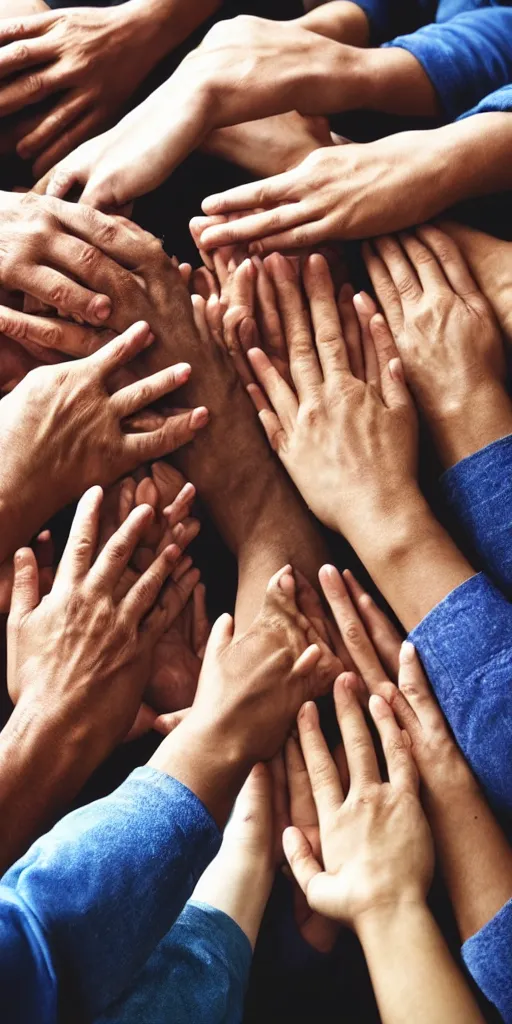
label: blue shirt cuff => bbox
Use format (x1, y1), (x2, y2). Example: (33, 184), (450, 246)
(410, 573), (512, 820)
(384, 9), (512, 120)
(441, 433), (512, 597)
(459, 83), (512, 118)
(462, 897), (512, 1023)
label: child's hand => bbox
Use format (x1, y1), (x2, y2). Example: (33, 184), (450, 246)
(283, 677), (434, 932)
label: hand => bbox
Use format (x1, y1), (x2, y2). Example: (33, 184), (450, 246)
(285, 733), (342, 952)
(7, 485), (183, 764)
(0, 321), (208, 561)
(247, 253), (418, 541)
(44, 15), (352, 210)
(283, 678), (434, 929)
(0, 3), (172, 176)
(203, 111), (333, 179)
(184, 565), (327, 766)
(363, 226), (512, 467)
(197, 132), (460, 251)
(0, 301), (115, 364)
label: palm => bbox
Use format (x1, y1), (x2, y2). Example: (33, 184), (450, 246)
(146, 615), (201, 713)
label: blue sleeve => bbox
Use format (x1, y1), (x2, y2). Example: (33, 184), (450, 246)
(0, 766), (220, 1021)
(459, 81), (512, 115)
(409, 574), (512, 824)
(0, 888), (56, 1024)
(344, 1), (435, 43)
(97, 901), (252, 1024)
(441, 435), (512, 597)
(384, 8), (512, 119)
(462, 897), (512, 1022)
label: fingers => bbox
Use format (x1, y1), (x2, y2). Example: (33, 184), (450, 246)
(123, 404), (209, 463)
(93, 321), (154, 376)
(283, 825), (324, 897)
(297, 701), (344, 818)
(16, 88), (90, 163)
(303, 255), (349, 380)
(122, 543), (182, 625)
(203, 611), (235, 662)
(361, 243), (404, 340)
(247, 346), (298, 428)
(398, 641), (445, 733)
(271, 752), (290, 864)
(112, 362), (192, 418)
(153, 707), (190, 736)
(270, 254), (323, 399)
(415, 224), (480, 297)
(163, 481), (196, 528)
(285, 735), (319, 834)
(9, 548), (39, 620)
(333, 675), (380, 787)
(374, 236), (422, 309)
(398, 231), (448, 292)
(56, 486), (103, 584)
(253, 255), (290, 381)
(88, 503), (154, 591)
(369, 693), (418, 793)
(23, 263), (111, 327)
(369, 315), (411, 412)
(32, 110), (101, 181)
(319, 566), (388, 694)
(342, 570), (402, 678)
(201, 172), (297, 236)
(338, 284), (364, 380)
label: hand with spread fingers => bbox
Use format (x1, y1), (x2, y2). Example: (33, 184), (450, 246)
(363, 226), (512, 468)
(283, 678), (486, 1024)
(246, 252), (418, 539)
(0, 320), (208, 564)
(0, 485), (185, 872)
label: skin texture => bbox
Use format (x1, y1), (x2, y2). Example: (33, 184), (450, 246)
(0, 486), (188, 873)
(320, 565), (512, 945)
(284, 680), (485, 1024)
(43, 12), (437, 211)
(197, 115), (512, 252)
(0, 321), (208, 565)
(0, 0), (222, 175)
(364, 225), (512, 468)
(245, 253), (475, 630)
(439, 220), (512, 345)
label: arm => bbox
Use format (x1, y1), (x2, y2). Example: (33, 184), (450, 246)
(98, 766), (273, 1024)
(283, 680), (484, 1024)
(318, 568), (512, 1020)
(198, 111), (512, 252)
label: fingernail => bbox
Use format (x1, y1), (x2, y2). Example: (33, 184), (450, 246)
(389, 357), (403, 382)
(92, 296), (111, 322)
(191, 406), (209, 429)
(400, 641), (415, 663)
(174, 361), (191, 379)
(354, 291), (373, 313)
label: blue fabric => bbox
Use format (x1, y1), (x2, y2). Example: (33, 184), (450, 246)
(98, 900), (252, 1024)
(351, 2), (512, 119)
(461, 81), (512, 114)
(409, 573), (512, 823)
(462, 897), (512, 1023)
(441, 434), (512, 596)
(0, 766), (220, 1023)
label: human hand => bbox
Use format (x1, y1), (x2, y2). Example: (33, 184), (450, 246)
(246, 253), (418, 543)
(7, 485), (184, 766)
(0, 3), (172, 176)
(283, 678), (434, 930)
(203, 111), (333, 179)
(44, 15), (349, 210)
(197, 130), (458, 252)
(364, 226), (512, 468)
(0, 321), (208, 561)
(0, 300), (116, 365)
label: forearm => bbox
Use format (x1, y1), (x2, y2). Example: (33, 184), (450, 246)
(0, 699), (92, 874)
(425, 764), (512, 943)
(192, 847), (273, 949)
(344, 488), (476, 632)
(357, 902), (485, 1024)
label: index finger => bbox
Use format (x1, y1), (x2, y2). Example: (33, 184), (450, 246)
(55, 486), (103, 584)
(303, 255), (349, 380)
(333, 675), (380, 788)
(297, 701), (344, 822)
(319, 566), (388, 693)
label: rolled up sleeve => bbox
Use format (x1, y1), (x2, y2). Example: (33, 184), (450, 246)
(410, 574), (512, 821)
(385, 8), (512, 119)
(462, 897), (512, 1023)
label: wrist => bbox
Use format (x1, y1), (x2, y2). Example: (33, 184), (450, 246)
(427, 380), (512, 469)
(121, 0), (181, 61)
(355, 895), (430, 947)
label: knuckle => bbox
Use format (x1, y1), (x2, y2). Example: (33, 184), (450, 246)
(23, 73), (42, 96)
(77, 244), (100, 271)
(344, 622), (364, 647)
(38, 323), (61, 348)
(397, 275), (418, 301)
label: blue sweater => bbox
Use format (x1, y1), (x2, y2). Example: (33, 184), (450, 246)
(355, 0), (512, 120)
(411, 434), (512, 1023)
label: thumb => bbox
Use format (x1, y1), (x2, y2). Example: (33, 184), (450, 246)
(9, 548), (39, 621)
(203, 611), (234, 659)
(283, 825), (323, 896)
